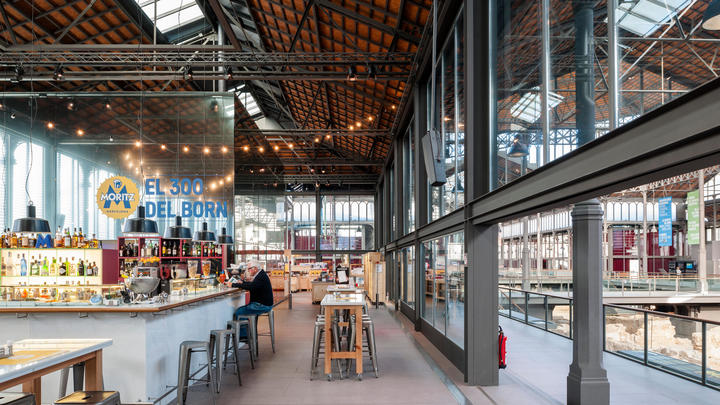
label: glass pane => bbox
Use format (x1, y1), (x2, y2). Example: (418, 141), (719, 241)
(707, 324), (720, 388)
(433, 236), (446, 335)
(446, 231), (464, 346)
(527, 293), (547, 329)
(547, 297), (571, 337)
(510, 290), (526, 322)
(499, 288), (510, 317)
(647, 315), (702, 382)
(604, 307), (645, 362)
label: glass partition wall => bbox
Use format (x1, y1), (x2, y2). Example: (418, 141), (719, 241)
(0, 94), (235, 239)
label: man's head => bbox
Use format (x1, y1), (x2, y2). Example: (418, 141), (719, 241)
(245, 260), (263, 278)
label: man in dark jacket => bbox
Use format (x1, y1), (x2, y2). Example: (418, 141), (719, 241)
(226, 260), (274, 319)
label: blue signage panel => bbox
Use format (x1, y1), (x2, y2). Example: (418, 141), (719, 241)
(658, 196), (672, 247)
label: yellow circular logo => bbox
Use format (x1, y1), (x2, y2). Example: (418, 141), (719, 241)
(96, 176), (140, 219)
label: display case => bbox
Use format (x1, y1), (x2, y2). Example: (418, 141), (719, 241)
(0, 284), (123, 306)
(0, 247), (104, 286)
(168, 277), (220, 296)
(118, 236), (227, 279)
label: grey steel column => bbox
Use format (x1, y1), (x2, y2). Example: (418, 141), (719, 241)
(414, 82), (428, 328)
(567, 199), (609, 405)
(574, 0), (596, 146)
(537, 213), (543, 279)
(607, 0), (619, 130)
(541, 0), (551, 164)
(465, 0), (498, 385)
(466, 223), (498, 385)
(522, 216), (530, 290)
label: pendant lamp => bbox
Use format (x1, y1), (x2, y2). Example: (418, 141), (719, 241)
(194, 222), (216, 242)
(217, 227), (233, 245)
(13, 203), (50, 233)
(164, 215), (192, 239)
(507, 136), (529, 158)
(703, 0), (720, 30)
(123, 205), (158, 236)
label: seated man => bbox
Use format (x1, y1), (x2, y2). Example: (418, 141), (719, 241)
(226, 260), (274, 319)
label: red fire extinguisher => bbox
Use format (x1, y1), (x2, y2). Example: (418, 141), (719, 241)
(498, 326), (507, 369)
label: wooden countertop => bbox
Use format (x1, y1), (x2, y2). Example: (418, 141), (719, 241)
(0, 288), (244, 313)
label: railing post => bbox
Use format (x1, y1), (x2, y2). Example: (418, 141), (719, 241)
(508, 289), (512, 319)
(643, 311), (649, 365)
(602, 305), (606, 351)
(702, 322), (707, 385)
(544, 295), (549, 331)
(569, 299), (573, 340)
(524, 292), (529, 324)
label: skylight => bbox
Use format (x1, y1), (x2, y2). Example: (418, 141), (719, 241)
(231, 85), (263, 118)
(510, 87), (563, 123)
(616, 0), (692, 37)
(135, 0), (205, 33)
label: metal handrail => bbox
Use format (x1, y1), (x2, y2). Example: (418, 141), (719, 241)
(499, 286), (720, 392)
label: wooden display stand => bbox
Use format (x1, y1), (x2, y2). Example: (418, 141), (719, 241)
(363, 252), (385, 304)
(311, 281), (333, 304)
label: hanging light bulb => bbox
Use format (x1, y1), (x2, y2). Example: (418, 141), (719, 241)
(53, 66), (64, 81)
(288, 143), (294, 149)
(76, 129), (84, 136)
(221, 146), (228, 153)
(46, 122), (54, 129)
(161, 144), (167, 150)
(183, 145), (189, 153)
(243, 145), (250, 152)
(135, 140), (142, 147)
(258, 146), (265, 153)
(325, 134), (331, 140)
(314, 137), (320, 143)
(273, 145), (279, 151)
(204, 146), (210, 154)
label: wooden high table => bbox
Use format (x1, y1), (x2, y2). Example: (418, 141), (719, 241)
(0, 339), (112, 405)
(320, 293), (365, 380)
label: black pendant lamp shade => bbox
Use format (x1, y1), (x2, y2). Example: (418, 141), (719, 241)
(217, 227), (233, 245)
(703, 0), (720, 30)
(123, 205), (159, 235)
(13, 204), (50, 234)
(507, 136), (530, 157)
(164, 215), (192, 239)
(194, 222), (216, 242)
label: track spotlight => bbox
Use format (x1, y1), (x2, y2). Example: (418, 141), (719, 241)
(46, 122), (54, 129)
(66, 100), (77, 111)
(76, 129), (85, 136)
(10, 112), (16, 119)
(13, 65), (24, 82)
(210, 100), (219, 113)
(53, 66), (64, 80)
(225, 67), (233, 80)
(368, 65), (376, 79)
(184, 66), (193, 81)
(347, 66), (357, 81)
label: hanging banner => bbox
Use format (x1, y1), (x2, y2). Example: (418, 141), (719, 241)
(687, 190), (700, 245)
(658, 197), (672, 247)
(96, 176), (140, 219)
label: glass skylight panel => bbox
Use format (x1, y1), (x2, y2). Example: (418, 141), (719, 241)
(510, 87), (563, 123)
(134, 0), (205, 33)
(616, 0), (692, 37)
(237, 91), (262, 118)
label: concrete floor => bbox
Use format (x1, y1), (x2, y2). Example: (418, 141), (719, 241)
(183, 293), (720, 405)
(184, 292), (462, 405)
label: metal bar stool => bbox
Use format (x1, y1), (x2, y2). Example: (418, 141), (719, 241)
(257, 308), (276, 353)
(177, 341), (216, 405)
(53, 391), (120, 405)
(346, 315), (379, 378)
(310, 314), (344, 380)
(227, 319), (256, 368)
(209, 329), (242, 393)
(234, 314), (260, 359)
(58, 363), (86, 398)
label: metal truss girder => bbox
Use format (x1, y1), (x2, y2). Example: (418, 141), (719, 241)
(234, 174), (378, 184)
(235, 159), (384, 166)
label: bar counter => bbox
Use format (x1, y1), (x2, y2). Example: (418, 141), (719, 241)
(0, 287), (243, 313)
(0, 288), (248, 405)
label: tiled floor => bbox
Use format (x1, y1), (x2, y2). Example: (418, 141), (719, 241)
(185, 293), (462, 405)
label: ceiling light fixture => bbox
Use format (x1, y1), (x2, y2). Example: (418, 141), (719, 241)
(76, 129), (84, 136)
(325, 134), (331, 140)
(273, 145), (279, 151)
(46, 122), (54, 129)
(183, 145), (189, 152)
(243, 145), (250, 152)
(347, 66), (357, 81)
(164, 215), (192, 239)
(123, 205), (158, 236)
(203, 146), (210, 154)
(225, 67), (233, 80)
(314, 137), (320, 143)
(53, 66), (64, 81)
(161, 144), (167, 150)
(135, 140), (141, 147)
(184, 66), (193, 81)
(221, 146), (228, 153)
(258, 146), (265, 153)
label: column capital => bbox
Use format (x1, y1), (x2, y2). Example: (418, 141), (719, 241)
(572, 199), (604, 220)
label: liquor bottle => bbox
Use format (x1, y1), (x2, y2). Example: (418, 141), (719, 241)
(50, 258), (58, 277)
(78, 260), (85, 277)
(71, 228), (78, 248)
(78, 228), (85, 248)
(30, 257), (39, 276)
(20, 254), (27, 276)
(21, 233), (29, 248)
(93, 262), (99, 277)
(92, 234), (98, 249)
(133, 242), (138, 257)
(85, 261), (93, 277)
(0, 252), (6, 277)
(29, 234), (35, 248)
(0, 229), (5, 248)
(2, 251), (11, 276)
(10, 231), (17, 248)
(68, 257), (77, 276)
(41, 257), (49, 276)
(58, 259), (67, 276)
(55, 227), (62, 247)
(64, 228), (71, 248)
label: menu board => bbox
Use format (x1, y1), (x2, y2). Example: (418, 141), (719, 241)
(687, 190), (700, 245)
(658, 197), (672, 247)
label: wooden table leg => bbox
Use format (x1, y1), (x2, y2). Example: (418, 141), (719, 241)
(324, 307), (332, 378)
(84, 350), (103, 391)
(354, 307), (363, 376)
(22, 377), (41, 405)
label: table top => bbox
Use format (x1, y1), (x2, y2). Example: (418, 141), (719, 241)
(326, 285), (361, 292)
(0, 339), (112, 384)
(320, 293), (365, 306)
